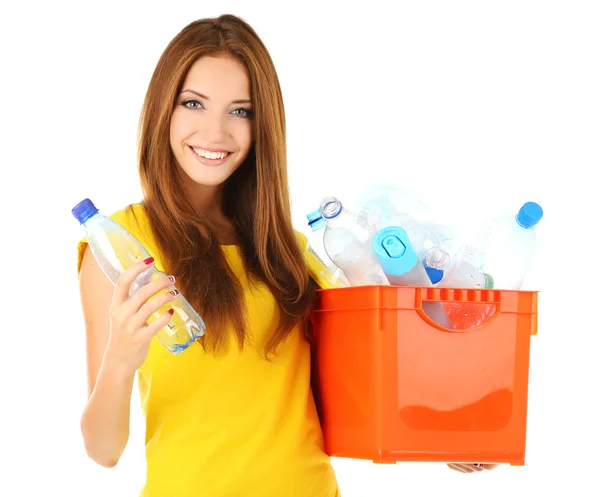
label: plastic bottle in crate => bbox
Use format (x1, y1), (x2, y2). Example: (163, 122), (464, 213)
(439, 201), (543, 330)
(372, 226), (452, 327)
(305, 209), (350, 288)
(319, 196), (389, 286)
(72, 198), (206, 354)
(355, 184), (428, 232)
(408, 223), (451, 284)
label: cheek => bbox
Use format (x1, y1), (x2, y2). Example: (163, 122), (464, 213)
(169, 118), (181, 149)
(234, 122), (253, 150)
(170, 111), (193, 144)
(169, 123), (191, 168)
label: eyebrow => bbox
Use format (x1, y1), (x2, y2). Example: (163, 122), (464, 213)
(181, 88), (252, 105)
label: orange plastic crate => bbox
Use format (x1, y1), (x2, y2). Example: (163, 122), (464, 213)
(311, 285), (538, 466)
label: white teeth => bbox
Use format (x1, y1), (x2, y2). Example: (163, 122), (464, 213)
(192, 147), (229, 160)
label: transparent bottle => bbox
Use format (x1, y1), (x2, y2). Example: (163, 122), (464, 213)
(72, 198), (206, 355)
(319, 196), (389, 286)
(305, 209), (350, 288)
(355, 184), (428, 233)
(438, 201), (544, 330)
(440, 201), (543, 291)
(408, 223), (451, 284)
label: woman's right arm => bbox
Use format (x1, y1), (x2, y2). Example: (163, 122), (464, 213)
(78, 246), (177, 468)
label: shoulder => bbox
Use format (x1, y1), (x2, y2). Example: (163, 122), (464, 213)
(293, 229), (308, 249)
(76, 202), (152, 274)
(109, 202), (147, 227)
(109, 203), (154, 243)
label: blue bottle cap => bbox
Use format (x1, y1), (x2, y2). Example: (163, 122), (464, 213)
(72, 198), (99, 224)
(516, 201), (543, 228)
(306, 209), (326, 231)
(310, 218), (326, 231)
(424, 264), (444, 284)
(372, 226), (418, 276)
(306, 208), (322, 223)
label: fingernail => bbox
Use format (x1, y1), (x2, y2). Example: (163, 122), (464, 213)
(143, 257), (154, 265)
(169, 289), (179, 296)
(168, 275), (176, 283)
(168, 308), (174, 315)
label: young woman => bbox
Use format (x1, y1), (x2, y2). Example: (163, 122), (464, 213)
(77, 14), (496, 497)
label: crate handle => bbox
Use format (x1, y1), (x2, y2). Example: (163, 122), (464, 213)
(417, 287), (501, 304)
(415, 287), (500, 333)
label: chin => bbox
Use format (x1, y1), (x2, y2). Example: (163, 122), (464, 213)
(184, 168), (238, 188)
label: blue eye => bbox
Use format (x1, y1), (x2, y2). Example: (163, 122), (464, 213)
(232, 108), (253, 119)
(182, 100), (203, 109)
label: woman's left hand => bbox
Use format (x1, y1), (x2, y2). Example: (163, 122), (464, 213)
(447, 463), (500, 473)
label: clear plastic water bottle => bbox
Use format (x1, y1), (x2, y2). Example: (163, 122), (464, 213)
(438, 201), (543, 330)
(408, 223), (451, 284)
(72, 199), (206, 355)
(319, 196), (389, 286)
(305, 209), (350, 288)
(372, 226), (452, 328)
(355, 184), (428, 233)
(440, 201), (544, 290)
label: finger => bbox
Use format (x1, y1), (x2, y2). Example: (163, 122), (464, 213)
(447, 464), (469, 473)
(114, 257), (156, 305)
(126, 273), (176, 315)
(455, 463), (480, 473)
(141, 307), (175, 340)
(134, 289), (179, 328)
(481, 464), (500, 470)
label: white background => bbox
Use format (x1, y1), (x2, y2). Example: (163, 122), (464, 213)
(1, 0), (598, 495)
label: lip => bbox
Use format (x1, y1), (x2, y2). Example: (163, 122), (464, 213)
(188, 145), (232, 167)
(189, 145), (232, 153)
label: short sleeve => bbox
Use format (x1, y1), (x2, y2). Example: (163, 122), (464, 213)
(76, 203), (148, 277)
(76, 237), (89, 275)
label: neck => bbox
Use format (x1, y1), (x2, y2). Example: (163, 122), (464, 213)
(191, 187), (224, 219)
(184, 182), (238, 244)
(177, 171), (236, 243)
(180, 172), (225, 219)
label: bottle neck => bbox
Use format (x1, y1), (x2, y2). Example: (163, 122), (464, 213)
(83, 211), (103, 226)
(320, 197), (343, 220)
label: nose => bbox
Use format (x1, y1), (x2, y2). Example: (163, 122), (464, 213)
(200, 113), (228, 144)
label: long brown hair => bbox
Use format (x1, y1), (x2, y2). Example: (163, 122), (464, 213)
(136, 14), (316, 356)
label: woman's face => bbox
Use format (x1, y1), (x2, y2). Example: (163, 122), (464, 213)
(170, 54), (254, 191)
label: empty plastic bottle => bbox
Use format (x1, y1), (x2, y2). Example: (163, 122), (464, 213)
(439, 201), (544, 330)
(372, 226), (452, 328)
(440, 201), (544, 290)
(305, 209), (350, 288)
(319, 196), (389, 286)
(408, 223), (451, 284)
(72, 198), (206, 355)
(355, 184), (428, 233)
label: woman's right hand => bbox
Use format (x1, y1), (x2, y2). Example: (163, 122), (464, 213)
(103, 257), (178, 376)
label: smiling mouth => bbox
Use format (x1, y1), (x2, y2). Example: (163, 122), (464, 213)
(190, 146), (232, 160)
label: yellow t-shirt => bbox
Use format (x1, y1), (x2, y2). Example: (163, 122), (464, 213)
(77, 204), (341, 497)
